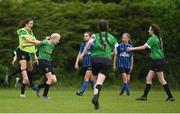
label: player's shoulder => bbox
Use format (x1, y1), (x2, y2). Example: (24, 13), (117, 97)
(119, 43), (124, 46)
(116, 43), (122, 48)
(41, 39), (49, 44)
(80, 42), (86, 46)
(108, 33), (116, 39)
(128, 43), (133, 47)
(18, 28), (27, 34)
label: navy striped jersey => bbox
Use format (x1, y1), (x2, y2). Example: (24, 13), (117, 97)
(116, 43), (133, 70)
(79, 42), (93, 67)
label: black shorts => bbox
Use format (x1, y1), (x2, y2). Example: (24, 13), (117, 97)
(118, 68), (130, 74)
(38, 59), (53, 74)
(79, 66), (92, 76)
(91, 56), (111, 76)
(16, 48), (30, 61)
(150, 59), (164, 72)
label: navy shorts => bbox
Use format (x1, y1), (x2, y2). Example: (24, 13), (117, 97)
(118, 68), (130, 74)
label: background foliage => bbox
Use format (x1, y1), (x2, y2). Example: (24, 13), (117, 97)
(0, 0), (179, 88)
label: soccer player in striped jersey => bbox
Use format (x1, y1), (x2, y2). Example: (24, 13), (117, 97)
(75, 32), (94, 96)
(113, 33), (133, 96)
(127, 24), (175, 101)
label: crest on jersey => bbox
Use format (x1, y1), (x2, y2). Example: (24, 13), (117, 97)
(45, 67), (49, 72)
(22, 55), (25, 59)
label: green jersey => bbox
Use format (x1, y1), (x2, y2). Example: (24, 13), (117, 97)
(38, 39), (54, 61)
(17, 28), (36, 53)
(145, 35), (165, 59)
(91, 32), (118, 59)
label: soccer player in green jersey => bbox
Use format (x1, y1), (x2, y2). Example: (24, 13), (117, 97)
(81, 19), (118, 110)
(24, 33), (61, 99)
(16, 18), (40, 97)
(127, 24), (175, 102)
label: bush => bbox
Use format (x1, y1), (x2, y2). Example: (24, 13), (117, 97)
(0, 0), (179, 87)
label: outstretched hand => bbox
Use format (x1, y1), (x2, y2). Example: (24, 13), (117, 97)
(127, 47), (133, 52)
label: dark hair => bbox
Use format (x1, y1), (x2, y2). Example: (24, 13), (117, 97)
(84, 32), (92, 37)
(17, 18), (33, 29)
(150, 24), (163, 50)
(97, 19), (112, 49)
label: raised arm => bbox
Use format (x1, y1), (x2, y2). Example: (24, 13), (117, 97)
(127, 44), (147, 51)
(80, 39), (93, 60)
(22, 36), (40, 46)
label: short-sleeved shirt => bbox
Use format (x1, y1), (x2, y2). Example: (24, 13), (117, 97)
(17, 28), (36, 53)
(38, 39), (54, 61)
(116, 43), (133, 70)
(90, 32), (118, 59)
(145, 35), (164, 60)
(79, 42), (93, 67)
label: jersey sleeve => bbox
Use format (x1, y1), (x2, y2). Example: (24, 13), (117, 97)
(129, 45), (134, 56)
(109, 34), (118, 47)
(31, 31), (36, 39)
(40, 40), (48, 46)
(18, 30), (28, 38)
(145, 37), (154, 49)
(79, 44), (84, 53)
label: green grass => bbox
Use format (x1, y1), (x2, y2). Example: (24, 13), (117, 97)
(0, 88), (179, 113)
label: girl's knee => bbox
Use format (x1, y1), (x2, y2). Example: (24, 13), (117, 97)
(159, 79), (167, 85)
(146, 77), (152, 84)
(52, 75), (57, 84)
(47, 77), (53, 85)
(21, 65), (27, 71)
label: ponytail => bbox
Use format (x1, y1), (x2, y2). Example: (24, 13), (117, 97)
(97, 19), (113, 49)
(150, 24), (163, 50)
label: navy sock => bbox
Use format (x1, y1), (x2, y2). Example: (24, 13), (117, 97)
(120, 84), (125, 94)
(90, 81), (94, 89)
(124, 83), (130, 94)
(81, 81), (88, 93)
(127, 80), (130, 87)
(39, 82), (46, 89)
(43, 84), (50, 97)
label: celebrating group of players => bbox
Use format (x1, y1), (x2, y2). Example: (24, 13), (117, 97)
(7, 18), (175, 110)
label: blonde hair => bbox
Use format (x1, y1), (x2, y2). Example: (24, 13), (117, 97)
(50, 33), (61, 39)
(123, 32), (132, 44)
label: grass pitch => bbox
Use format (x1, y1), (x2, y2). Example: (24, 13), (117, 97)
(0, 88), (179, 113)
